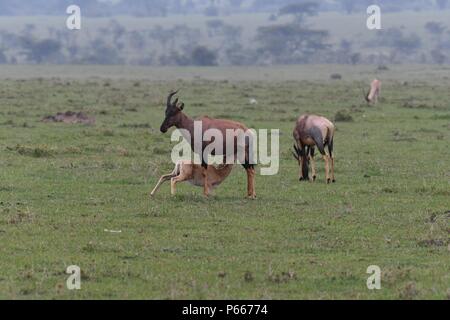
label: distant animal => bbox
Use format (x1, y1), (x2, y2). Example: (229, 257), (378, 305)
(159, 90), (256, 198)
(150, 160), (233, 196)
(293, 114), (336, 183)
(364, 79), (381, 104)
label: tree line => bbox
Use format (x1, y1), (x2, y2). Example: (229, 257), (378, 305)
(0, 2), (449, 66)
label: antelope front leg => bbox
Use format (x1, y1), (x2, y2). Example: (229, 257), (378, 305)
(170, 177), (178, 196)
(309, 155), (317, 182)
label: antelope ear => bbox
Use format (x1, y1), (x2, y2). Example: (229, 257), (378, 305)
(178, 102), (185, 110)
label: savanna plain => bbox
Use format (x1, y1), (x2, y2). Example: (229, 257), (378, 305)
(0, 65), (448, 299)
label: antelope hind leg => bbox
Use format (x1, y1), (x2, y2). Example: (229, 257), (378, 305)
(150, 174), (174, 197)
(331, 156), (336, 183)
(171, 177), (178, 196)
(309, 155), (316, 182)
(323, 155), (331, 184)
(202, 166), (210, 197)
(246, 167), (256, 199)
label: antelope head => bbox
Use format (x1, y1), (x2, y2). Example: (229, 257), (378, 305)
(160, 90), (185, 133)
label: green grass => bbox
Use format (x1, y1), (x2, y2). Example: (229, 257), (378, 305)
(0, 65), (449, 299)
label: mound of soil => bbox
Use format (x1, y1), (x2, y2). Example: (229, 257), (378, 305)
(42, 111), (95, 125)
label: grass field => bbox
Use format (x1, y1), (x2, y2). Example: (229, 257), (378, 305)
(0, 65), (449, 299)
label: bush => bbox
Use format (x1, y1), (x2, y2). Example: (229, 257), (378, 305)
(334, 110), (354, 122)
(11, 144), (55, 158)
(191, 46), (218, 66)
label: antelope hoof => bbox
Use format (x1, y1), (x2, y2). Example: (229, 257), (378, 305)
(313, 175), (317, 181)
(327, 179), (331, 184)
(332, 179), (336, 183)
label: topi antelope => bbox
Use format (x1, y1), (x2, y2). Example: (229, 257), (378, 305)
(364, 79), (381, 104)
(159, 91), (256, 199)
(150, 160), (233, 196)
(293, 114), (336, 184)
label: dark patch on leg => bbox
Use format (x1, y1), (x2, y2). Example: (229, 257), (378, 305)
(308, 126), (325, 155)
(327, 138), (334, 159)
(301, 155), (309, 181)
(242, 163), (254, 170)
(328, 138), (336, 183)
(309, 147), (316, 181)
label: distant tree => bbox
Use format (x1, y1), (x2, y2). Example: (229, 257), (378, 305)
(256, 24), (329, 64)
(229, 0), (244, 8)
(425, 22), (446, 35)
(436, 0), (448, 10)
(350, 53), (361, 65)
(204, 5), (219, 16)
(81, 39), (123, 64)
(279, 2), (320, 24)
(159, 50), (191, 66)
(0, 49), (7, 64)
(206, 19), (225, 36)
(341, 0), (358, 14)
(430, 49), (446, 64)
(374, 28), (422, 56)
(21, 38), (62, 63)
(191, 46), (218, 66)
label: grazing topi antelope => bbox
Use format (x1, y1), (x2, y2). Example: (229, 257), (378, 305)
(365, 79), (381, 104)
(293, 114), (336, 183)
(150, 160), (233, 196)
(159, 90), (256, 198)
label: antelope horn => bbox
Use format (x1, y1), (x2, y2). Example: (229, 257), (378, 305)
(167, 90), (179, 107)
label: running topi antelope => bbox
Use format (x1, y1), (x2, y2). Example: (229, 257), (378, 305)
(150, 160), (233, 196)
(293, 114), (336, 183)
(364, 79), (381, 104)
(158, 90), (256, 198)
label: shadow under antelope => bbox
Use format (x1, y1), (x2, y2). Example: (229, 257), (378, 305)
(292, 114), (336, 183)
